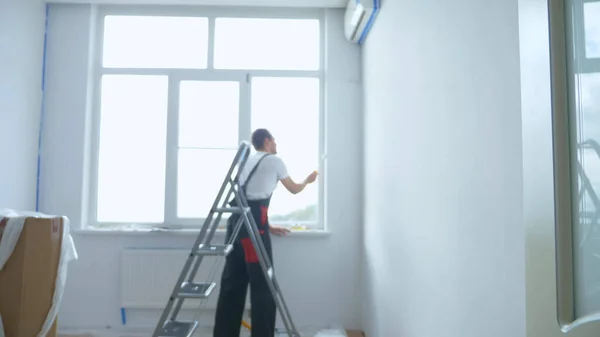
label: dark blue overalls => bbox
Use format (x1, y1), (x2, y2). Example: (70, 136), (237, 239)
(214, 154), (276, 337)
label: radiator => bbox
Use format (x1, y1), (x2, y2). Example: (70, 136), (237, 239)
(120, 248), (249, 310)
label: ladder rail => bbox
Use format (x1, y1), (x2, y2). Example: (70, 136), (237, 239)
(152, 142), (251, 335)
(170, 180), (239, 320)
(170, 183), (249, 320)
(172, 146), (252, 317)
(173, 147), (251, 319)
(192, 143), (251, 254)
(234, 186), (300, 336)
(239, 209), (298, 337)
(226, 208), (246, 246)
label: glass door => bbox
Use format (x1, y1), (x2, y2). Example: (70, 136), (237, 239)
(523, 0), (600, 335)
(561, 0), (600, 323)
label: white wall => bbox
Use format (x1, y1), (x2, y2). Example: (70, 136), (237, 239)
(361, 1), (526, 337)
(41, 4), (363, 333)
(0, 0), (46, 210)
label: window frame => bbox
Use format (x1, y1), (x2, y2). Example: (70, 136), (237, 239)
(550, 0), (600, 328)
(88, 5), (326, 230)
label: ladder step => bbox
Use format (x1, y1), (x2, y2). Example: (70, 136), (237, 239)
(157, 320), (198, 337)
(215, 207), (250, 214)
(197, 244), (233, 256)
(178, 281), (216, 298)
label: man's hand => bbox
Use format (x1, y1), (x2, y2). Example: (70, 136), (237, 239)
(304, 170), (318, 184)
(270, 225), (291, 236)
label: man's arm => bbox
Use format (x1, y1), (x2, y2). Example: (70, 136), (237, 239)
(280, 177), (309, 195)
(270, 156), (318, 195)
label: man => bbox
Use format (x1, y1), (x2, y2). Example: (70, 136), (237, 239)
(213, 128), (318, 337)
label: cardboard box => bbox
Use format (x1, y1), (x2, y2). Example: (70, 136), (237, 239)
(346, 330), (365, 337)
(0, 217), (62, 337)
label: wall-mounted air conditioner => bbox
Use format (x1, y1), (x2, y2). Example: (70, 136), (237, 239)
(344, 0), (380, 44)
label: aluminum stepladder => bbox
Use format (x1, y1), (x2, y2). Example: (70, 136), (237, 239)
(152, 141), (301, 337)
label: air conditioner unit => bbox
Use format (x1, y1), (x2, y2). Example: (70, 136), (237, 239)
(344, 0), (380, 44)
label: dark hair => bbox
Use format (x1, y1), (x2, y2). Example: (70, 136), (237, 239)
(251, 128), (273, 150)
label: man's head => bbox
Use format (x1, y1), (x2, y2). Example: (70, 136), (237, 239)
(251, 128), (277, 154)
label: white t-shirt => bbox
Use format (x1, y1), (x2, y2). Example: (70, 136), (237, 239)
(239, 151), (290, 200)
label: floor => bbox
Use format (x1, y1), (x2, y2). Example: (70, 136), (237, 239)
(59, 326), (324, 337)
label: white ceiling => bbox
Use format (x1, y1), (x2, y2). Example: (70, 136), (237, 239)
(46, 0), (347, 8)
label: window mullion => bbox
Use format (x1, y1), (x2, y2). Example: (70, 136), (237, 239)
(88, 11), (106, 228)
(207, 17), (215, 69)
(319, 78), (326, 230)
(319, 10), (326, 230)
(240, 73), (252, 144)
(164, 74), (180, 225)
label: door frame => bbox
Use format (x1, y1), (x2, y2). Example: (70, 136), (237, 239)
(522, 0), (600, 335)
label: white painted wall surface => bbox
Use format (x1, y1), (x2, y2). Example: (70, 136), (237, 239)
(40, 4), (363, 333)
(361, 1), (526, 337)
(0, 0), (46, 210)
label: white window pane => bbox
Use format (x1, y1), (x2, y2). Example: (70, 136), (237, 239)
(178, 149), (237, 218)
(584, 2), (600, 58)
(179, 81), (239, 148)
(214, 18), (320, 70)
(97, 75), (168, 223)
(102, 16), (208, 69)
(251, 77), (320, 223)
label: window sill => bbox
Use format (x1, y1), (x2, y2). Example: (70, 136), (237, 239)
(72, 227), (331, 237)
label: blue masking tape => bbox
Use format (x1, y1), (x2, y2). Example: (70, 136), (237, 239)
(36, 4), (50, 211)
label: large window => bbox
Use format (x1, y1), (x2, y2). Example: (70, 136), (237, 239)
(91, 8), (324, 230)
